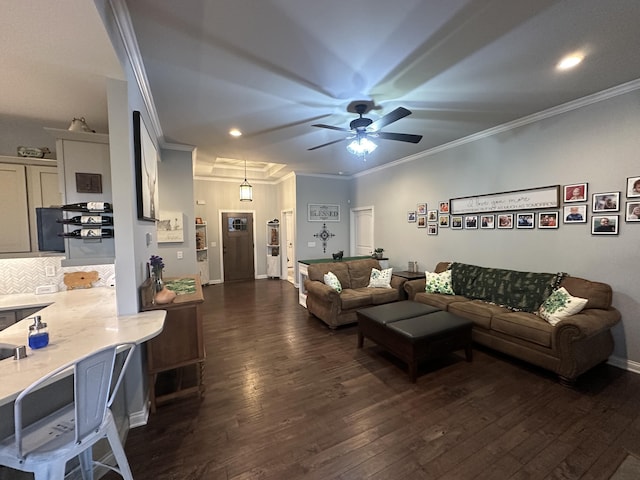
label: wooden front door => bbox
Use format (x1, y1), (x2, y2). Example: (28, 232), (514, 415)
(222, 212), (255, 282)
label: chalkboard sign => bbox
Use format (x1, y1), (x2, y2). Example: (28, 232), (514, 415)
(450, 185), (560, 215)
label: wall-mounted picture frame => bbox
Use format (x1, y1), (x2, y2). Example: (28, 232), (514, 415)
(592, 215), (618, 235)
(480, 215), (495, 229)
(427, 210), (438, 222)
(417, 203), (427, 215)
(563, 205), (587, 223)
(592, 192), (620, 212)
(516, 213), (534, 229)
(134, 110), (159, 222)
(538, 211), (559, 229)
(451, 216), (463, 229)
(438, 201), (450, 213)
(157, 210), (184, 243)
(450, 185), (560, 215)
(464, 216), (478, 229)
(439, 215), (449, 227)
(627, 176), (640, 198)
(407, 211), (417, 222)
(427, 224), (438, 235)
(497, 214), (513, 229)
(625, 201), (640, 222)
(417, 215), (427, 228)
(195, 217), (204, 224)
(563, 183), (588, 203)
(75, 172), (103, 194)
(308, 204), (340, 222)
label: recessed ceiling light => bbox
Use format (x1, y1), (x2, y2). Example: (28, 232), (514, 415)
(229, 128), (242, 137)
(557, 54), (584, 70)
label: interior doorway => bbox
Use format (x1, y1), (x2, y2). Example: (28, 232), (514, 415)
(221, 211), (255, 282)
(350, 206), (374, 256)
(281, 209), (295, 284)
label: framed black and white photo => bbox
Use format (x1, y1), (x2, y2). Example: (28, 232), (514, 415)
(407, 211), (417, 222)
(538, 211), (559, 229)
(464, 215), (478, 229)
(451, 216), (463, 230)
(592, 192), (620, 212)
(516, 213), (534, 229)
(497, 214), (513, 229)
(417, 215), (427, 228)
(591, 215), (618, 235)
(427, 224), (438, 235)
(563, 205), (587, 223)
(427, 210), (438, 222)
(627, 176), (640, 198)
(134, 110), (159, 222)
(626, 201), (640, 222)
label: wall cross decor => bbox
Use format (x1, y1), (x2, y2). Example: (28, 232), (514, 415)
(313, 223), (335, 253)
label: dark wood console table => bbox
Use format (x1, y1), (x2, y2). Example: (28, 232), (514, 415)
(140, 275), (205, 412)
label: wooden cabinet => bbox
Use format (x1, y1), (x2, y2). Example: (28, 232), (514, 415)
(0, 159), (59, 253)
(140, 275), (205, 412)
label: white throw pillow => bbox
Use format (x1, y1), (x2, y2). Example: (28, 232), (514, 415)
(538, 287), (588, 326)
(323, 271), (342, 293)
(367, 267), (393, 288)
(425, 270), (455, 295)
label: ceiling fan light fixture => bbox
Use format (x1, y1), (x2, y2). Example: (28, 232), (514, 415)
(347, 137), (377, 156)
(557, 53), (583, 70)
(239, 159), (253, 201)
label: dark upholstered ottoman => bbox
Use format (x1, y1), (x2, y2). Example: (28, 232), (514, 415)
(357, 302), (473, 382)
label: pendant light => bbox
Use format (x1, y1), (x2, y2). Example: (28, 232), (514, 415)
(239, 159), (253, 202)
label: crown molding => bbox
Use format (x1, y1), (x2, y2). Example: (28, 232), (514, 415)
(109, 0), (163, 141)
(355, 78), (640, 179)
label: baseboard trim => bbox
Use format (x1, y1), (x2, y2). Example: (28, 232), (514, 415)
(129, 403), (150, 428)
(608, 355), (640, 375)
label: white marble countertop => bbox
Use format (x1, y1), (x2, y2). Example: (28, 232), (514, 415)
(0, 291), (57, 312)
(0, 287), (165, 406)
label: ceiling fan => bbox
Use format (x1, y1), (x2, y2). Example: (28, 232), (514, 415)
(308, 102), (423, 153)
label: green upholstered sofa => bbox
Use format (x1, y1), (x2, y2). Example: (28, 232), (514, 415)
(304, 258), (406, 329)
(404, 262), (621, 385)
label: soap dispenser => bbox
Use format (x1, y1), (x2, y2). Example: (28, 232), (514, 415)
(28, 316), (49, 349)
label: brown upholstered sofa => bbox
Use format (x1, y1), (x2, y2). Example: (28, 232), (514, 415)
(304, 258), (406, 328)
(404, 262), (621, 385)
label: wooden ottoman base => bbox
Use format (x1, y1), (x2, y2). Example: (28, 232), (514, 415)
(357, 305), (473, 382)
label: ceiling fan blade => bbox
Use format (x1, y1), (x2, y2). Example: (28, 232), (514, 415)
(369, 107), (412, 131)
(311, 123), (352, 132)
(376, 131), (423, 143)
(307, 137), (348, 151)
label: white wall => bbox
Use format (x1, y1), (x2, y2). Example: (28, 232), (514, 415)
(295, 174), (351, 261)
(351, 88), (640, 369)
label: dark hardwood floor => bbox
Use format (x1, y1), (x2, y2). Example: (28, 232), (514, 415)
(111, 279), (640, 479)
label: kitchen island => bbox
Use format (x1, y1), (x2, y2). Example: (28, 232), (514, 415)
(0, 286), (165, 407)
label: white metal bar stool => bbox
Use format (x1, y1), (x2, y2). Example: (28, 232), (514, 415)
(0, 343), (136, 479)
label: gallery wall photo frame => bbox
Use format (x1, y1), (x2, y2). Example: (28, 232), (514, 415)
(308, 204), (340, 222)
(427, 224), (438, 235)
(627, 176), (640, 197)
(464, 216), (478, 229)
(439, 215), (450, 227)
(563, 205), (587, 223)
(591, 215), (619, 235)
(563, 183), (588, 203)
(480, 215), (495, 229)
(427, 210), (438, 222)
(625, 201), (640, 222)
(497, 213), (513, 229)
(538, 211), (559, 229)
(417, 215), (427, 228)
(516, 212), (535, 229)
(133, 110), (159, 222)
(407, 211), (417, 222)
(450, 185), (560, 215)
(592, 192), (620, 212)
(451, 216), (463, 229)
(417, 203), (427, 215)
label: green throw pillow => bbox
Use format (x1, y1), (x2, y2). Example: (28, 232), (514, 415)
(323, 271), (342, 292)
(425, 270), (455, 295)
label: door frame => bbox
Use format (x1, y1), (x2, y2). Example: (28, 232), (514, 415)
(350, 205), (375, 256)
(280, 208), (296, 285)
(218, 209), (257, 283)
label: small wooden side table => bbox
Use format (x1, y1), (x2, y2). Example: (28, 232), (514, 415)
(393, 270), (426, 280)
(140, 275), (205, 412)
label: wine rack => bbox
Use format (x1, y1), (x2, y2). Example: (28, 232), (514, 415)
(59, 202), (114, 239)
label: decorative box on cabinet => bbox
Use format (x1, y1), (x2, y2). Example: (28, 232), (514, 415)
(140, 275), (205, 413)
(195, 222), (210, 285)
(266, 220), (280, 278)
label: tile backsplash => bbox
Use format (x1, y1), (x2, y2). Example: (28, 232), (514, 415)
(0, 257), (115, 294)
